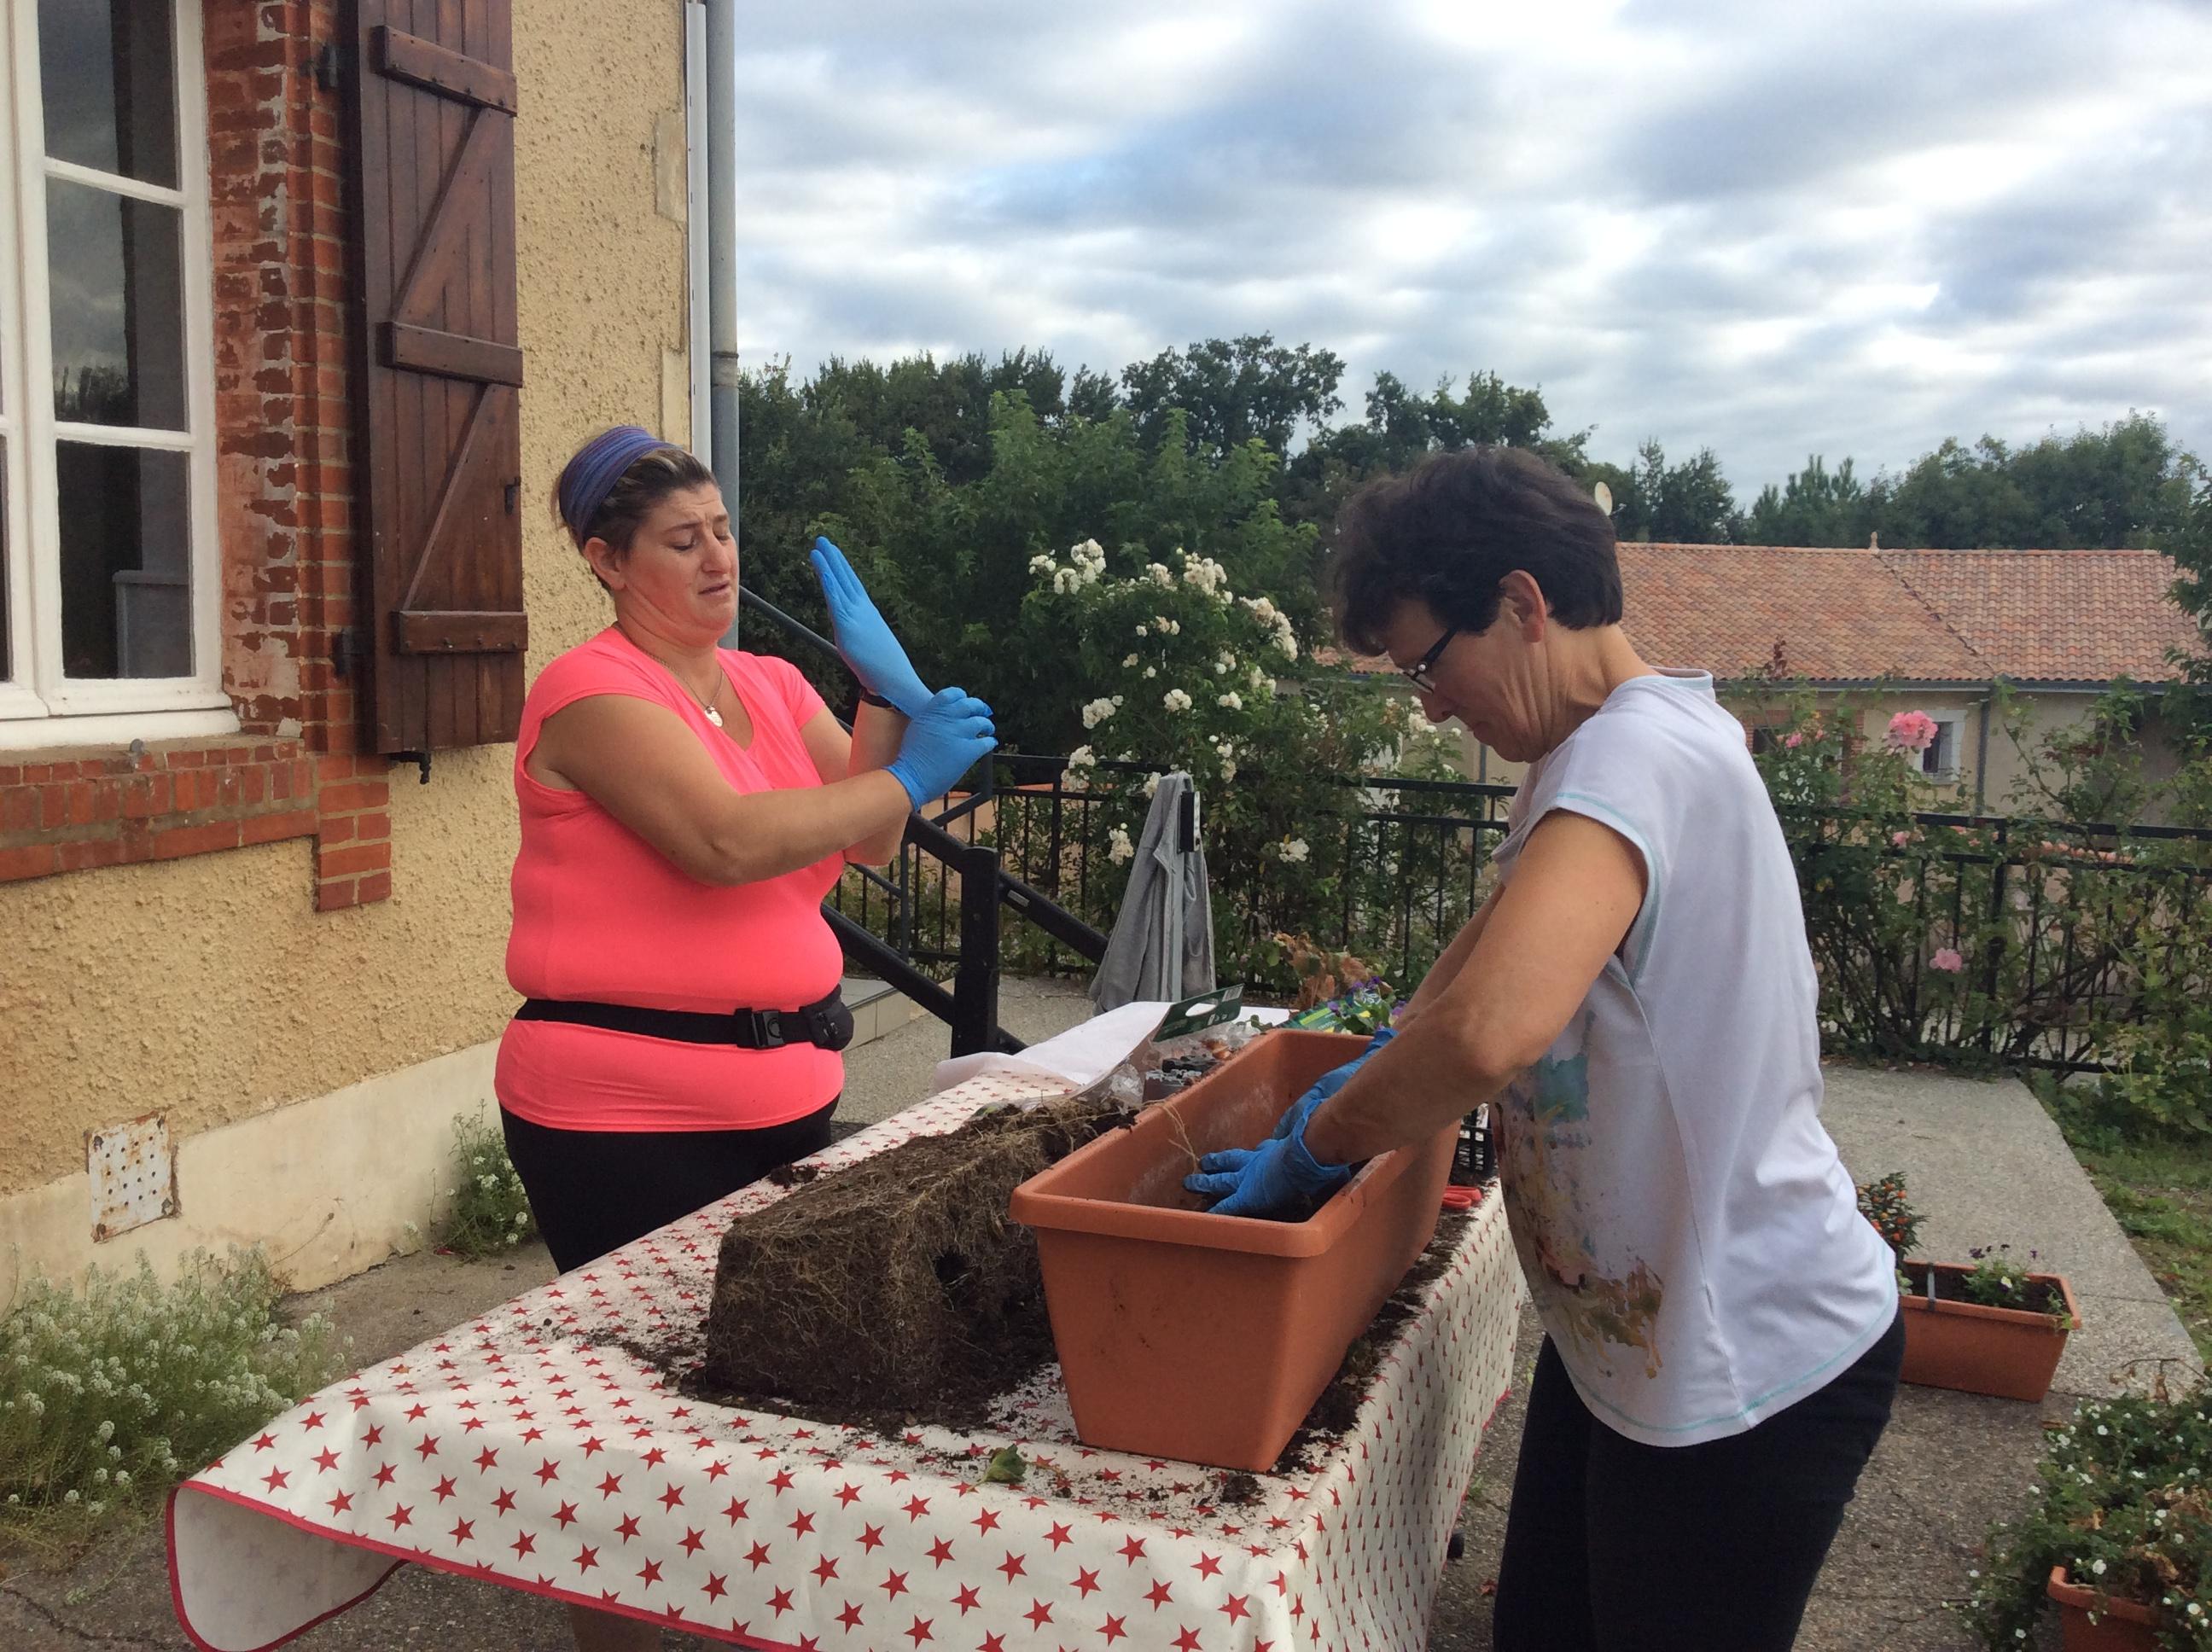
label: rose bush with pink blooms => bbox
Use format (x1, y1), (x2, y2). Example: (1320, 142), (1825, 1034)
(1742, 678), (2212, 1113)
(1885, 709), (1940, 753)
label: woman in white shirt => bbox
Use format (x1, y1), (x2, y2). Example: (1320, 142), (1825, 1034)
(1188, 445), (1902, 1652)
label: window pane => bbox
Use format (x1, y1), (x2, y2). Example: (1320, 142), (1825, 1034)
(38, 0), (178, 187)
(48, 181), (186, 428)
(1, 453), (10, 682)
(58, 443), (192, 679)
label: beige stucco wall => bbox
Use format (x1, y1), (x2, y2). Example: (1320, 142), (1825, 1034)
(0, 7), (693, 1265)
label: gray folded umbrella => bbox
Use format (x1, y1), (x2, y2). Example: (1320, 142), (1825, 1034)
(1089, 771), (1217, 1011)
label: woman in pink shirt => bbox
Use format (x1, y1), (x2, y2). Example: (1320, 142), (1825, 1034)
(501, 427), (994, 1652)
(497, 425), (992, 1277)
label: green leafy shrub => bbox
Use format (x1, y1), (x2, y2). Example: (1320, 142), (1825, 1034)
(1964, 1387), (2211, 1649)
(0, 1248), (346, 1556)
(437, 1109), (535, 1259)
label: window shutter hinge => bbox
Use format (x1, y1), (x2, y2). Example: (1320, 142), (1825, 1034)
(314, 40), (343, 93)
(331, 627), (368, 680)
(392, 752), (433, 785)
(504, 481), (520, 515)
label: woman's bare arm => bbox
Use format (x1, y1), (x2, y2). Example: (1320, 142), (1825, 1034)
(533, 694), (910, 886)
(1306, 811), (1646, 1164)
(797, 704), (909, 866)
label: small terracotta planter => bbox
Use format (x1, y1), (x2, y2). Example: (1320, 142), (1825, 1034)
(1897, 1260), (2080, 1402)
(2046, 1567), (2164, 1652)
(1008, 1030), (1456, 1471)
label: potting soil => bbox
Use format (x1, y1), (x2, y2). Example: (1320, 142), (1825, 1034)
(660, 1138), (1473, 1493)
(696, 1091), (1128, 1430)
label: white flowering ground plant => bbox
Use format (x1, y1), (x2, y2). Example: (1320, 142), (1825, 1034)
(436, 1109), (536, 1259)
(1, 1247), (346, 1556)
(1963, 1385), (2212, 1649)
(998, 538), (1467, 990)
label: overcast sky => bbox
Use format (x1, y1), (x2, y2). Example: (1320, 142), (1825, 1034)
(733, 0), (2212, 495)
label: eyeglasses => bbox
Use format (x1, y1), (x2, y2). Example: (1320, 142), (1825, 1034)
(1400, 625), (1461, 693)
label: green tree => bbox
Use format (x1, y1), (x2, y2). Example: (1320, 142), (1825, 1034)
(773, 389), (1318, 748)
(2162, 462), (2212, 736)
(1611, 440), (1742, 544)
(1743, 455), (1871, 545)
(1280, 369), (1588, 526)
(735, 358), (876, 621)
(1860, 416), (2196, 550)
(1989, 412), (2192, 548)
(1119, 334), (1347, 457)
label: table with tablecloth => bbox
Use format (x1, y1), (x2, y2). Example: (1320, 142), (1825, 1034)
(169, 1071), (1524, 1652)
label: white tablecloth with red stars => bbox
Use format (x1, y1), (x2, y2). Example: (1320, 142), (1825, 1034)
(168, 1073), (1522, 1652)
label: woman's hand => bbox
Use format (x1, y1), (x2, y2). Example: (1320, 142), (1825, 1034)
(1185, 1110), (1352, 1219)
(886, 687), (998, 808)
(811, 537), (933, 718)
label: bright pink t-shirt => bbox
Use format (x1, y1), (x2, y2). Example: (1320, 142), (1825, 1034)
(495, 627), (847, 1132)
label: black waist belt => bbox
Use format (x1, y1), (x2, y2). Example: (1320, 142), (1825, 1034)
(515, 987), (853, 1051)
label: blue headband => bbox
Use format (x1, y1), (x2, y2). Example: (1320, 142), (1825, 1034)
(558, 425), (670, 539)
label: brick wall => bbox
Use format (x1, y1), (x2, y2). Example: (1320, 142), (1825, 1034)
(0, 2), (393, 911)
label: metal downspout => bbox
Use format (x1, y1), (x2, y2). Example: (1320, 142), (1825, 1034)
(1974, 683), (1994, 814)
(704, 0), (742, 645)
(684, 3), (711, 459)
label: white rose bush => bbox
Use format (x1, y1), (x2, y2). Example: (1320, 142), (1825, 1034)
(996, 538), (1469, 988)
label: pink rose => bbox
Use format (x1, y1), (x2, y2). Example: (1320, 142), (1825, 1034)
(1891, 831), (1911, 847)
(1886, 711), (1938, 753)
(1784, 732), (1805, 748)
(1929, 947), (1965, 974)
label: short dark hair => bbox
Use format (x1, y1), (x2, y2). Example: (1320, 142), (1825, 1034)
(1327, 446), (1623, 654)
(550, 437), (717, 556)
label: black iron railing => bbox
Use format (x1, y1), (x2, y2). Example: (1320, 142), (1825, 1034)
(921, 754), (1516, 992)
(1778, 806), (2212, 1072)
(904, 752), (2212, 1076)
(744, 577), (2212, 1073)
(738, 587), (1109, 1056)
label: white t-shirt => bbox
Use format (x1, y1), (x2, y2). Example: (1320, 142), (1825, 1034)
(1488, 668), (1897, 1447)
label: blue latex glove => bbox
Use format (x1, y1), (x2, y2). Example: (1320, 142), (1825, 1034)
(811, 536), (933, 718)
(1269, 1025), (1396, 1145)
(885, 687), (997, 808)
(1185, 1109), (1353, 1219)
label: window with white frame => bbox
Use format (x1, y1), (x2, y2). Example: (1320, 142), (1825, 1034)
(0, 0), (224, 743)
(1921, 711), (1965, 780)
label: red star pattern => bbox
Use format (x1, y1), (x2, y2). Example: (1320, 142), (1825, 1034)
(167, 1084), (1516, 1652)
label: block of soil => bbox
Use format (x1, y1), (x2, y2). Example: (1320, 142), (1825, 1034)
(701, 1093), (1125, 1423)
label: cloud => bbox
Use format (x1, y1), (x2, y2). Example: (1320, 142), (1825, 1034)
(732, 0), (2212, 493)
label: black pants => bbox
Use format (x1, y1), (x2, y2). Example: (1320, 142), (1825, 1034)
(1492, 1308), (1904, 1652)
(500, 1100), (838, 1274)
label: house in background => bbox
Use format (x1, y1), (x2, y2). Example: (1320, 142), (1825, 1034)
(1353, 544), (2197, 813)
(2, 1), (719, 1290)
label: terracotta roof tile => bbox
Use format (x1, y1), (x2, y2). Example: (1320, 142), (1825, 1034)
(1323, 545), (2197, 686)
(1618, 544), (1979, 683)
(1871, 548), (2197, 683)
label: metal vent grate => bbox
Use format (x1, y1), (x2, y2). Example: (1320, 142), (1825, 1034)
(88, 1114), (177, 1242)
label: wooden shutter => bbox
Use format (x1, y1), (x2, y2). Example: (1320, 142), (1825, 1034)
(346, 0), (526, 753)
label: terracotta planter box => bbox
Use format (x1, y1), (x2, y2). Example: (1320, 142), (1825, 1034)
(2047, 1567), (2164, 1652)
(1897, 1260), (2081, 1403)
(1008, 1030), (1457, 1471)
